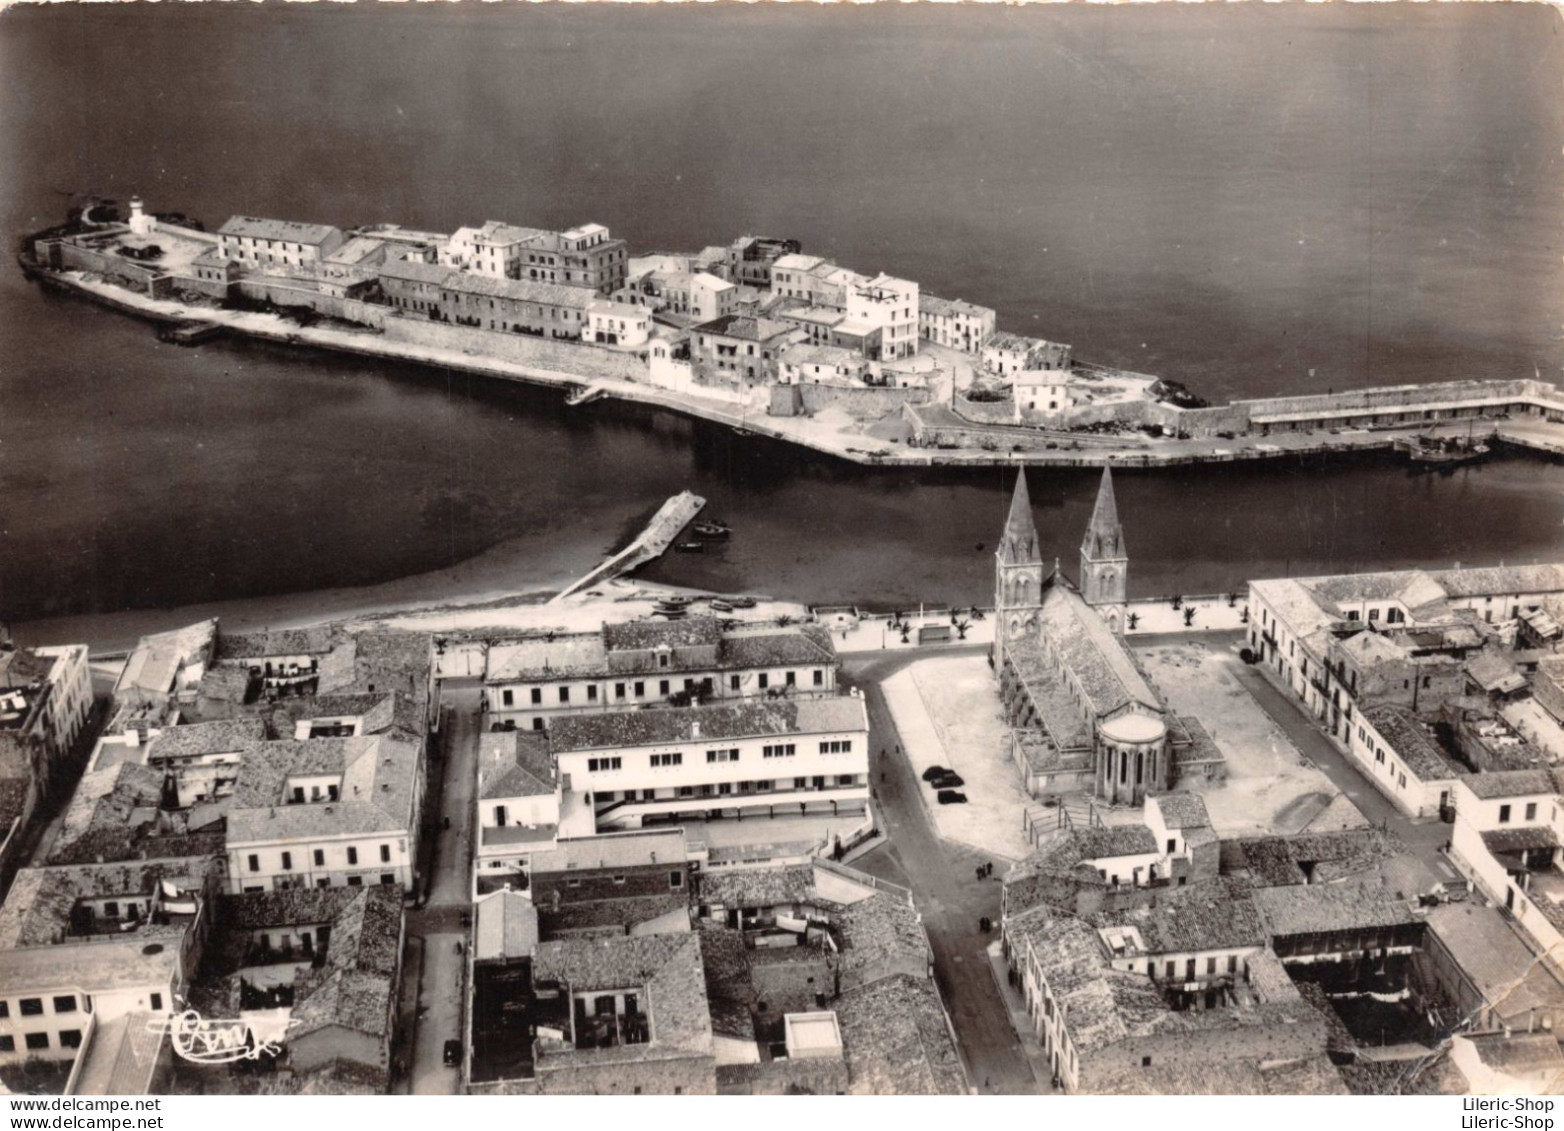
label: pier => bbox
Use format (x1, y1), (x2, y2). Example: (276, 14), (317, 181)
(554, 490), (707, 601)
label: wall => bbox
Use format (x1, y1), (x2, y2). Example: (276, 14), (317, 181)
(289, 1025), (388, 1086)
(793, 382), (931, 417)
(50, 241), (162, 296)
(379, 315), (644, 382)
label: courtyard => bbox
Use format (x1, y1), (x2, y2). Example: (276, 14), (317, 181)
(878, 653), (1033, 860)
(1134, 640), (1367, 836)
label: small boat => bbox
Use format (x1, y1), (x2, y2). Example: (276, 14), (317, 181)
(674, 541), (704, 553)
(1399, 430), (1492, 468)
(709, 599), (734, 614)
(660, 594), (695, 606)
(732, 426), (754, 437)
(729, 596), (757, 609)
(692, 520), (731, 540)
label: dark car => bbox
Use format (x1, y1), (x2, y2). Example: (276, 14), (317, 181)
(921, 765), (950, 783)
(936, 790), (968, 805)
(931, 772), (965, 790)
(443, 1039), (462, 1067)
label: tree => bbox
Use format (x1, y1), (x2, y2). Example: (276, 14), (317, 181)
(1171, 594), (1183, 610)
(1127, 612), (1140, 631)
(1227, 592), (1239, 608)
(776, 614), (795, 628)
(1183, 607), (1196, 627)
(955, 620), (970, 641)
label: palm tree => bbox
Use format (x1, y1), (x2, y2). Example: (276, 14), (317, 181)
(1183, 607), (1196, 627)
(777, 614), (795, 628)
(955, 620), (970, 641)
(1171, 594), (1183, 611)
(1127, 612), (1140, 631)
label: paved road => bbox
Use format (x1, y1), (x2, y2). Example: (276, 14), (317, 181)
(842, 648), (1040, 1095)
(403, 683), (481, 1095)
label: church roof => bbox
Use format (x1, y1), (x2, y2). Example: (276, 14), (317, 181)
(1082, 467), (1125, 560)
(1001, 470), (1040, 563)
(1040, 585), (1162, 719)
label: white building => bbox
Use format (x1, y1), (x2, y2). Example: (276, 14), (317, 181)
(547, 694), (870, 833)
(226, 733), (425, 895)
(217, 216), (346, 273)
(778, 342), (868, 386)
(983, 333), (1071, 377)
(484, 617), (841, 731)
(474, 729), (561, 880)
(583, 299), (652, 347)
(918, 295), (995, 354)
(1013, 369), (1073, 421)
(844, 274), (919, 361)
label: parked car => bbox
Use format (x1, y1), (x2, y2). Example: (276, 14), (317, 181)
(921, 765), (950, 783)
(936, 790), (968, 805)
(443, 1039), (462, 1067)
(931, 772), (965, 790)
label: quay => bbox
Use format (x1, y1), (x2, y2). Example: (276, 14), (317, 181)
(157, 319), (226, 346)
(554, 490), (706, 601)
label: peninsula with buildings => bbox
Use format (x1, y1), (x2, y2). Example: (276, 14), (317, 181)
(20, 198), (1564, 470)
(6, 457), (1564, 1096)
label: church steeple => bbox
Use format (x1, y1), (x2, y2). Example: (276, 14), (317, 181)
(1000, 468), (1040, 565)
(1079, 467), (1129, 632)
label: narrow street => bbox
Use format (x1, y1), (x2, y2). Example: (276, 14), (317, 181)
(842, 647), (1040, 1095)
(401, 682), (482, 1095)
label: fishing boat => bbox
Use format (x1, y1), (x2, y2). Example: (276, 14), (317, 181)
(709, 599), (734, 614)
(692, 520), (731, 539)
(729, 596), (757, 609)
(674, 541), (705, 553)
(1399, 426), (1493, 468)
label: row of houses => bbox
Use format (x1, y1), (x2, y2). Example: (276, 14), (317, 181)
(0, 618), (439, 1094)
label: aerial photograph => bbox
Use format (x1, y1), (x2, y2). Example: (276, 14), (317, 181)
(1, 0), (1563, 1104)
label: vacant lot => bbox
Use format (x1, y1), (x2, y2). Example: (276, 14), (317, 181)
(1135, 641), (1366, 835)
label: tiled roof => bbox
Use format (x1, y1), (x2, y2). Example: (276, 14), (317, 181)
(1428, 903), (1564, 1020)
(1074, 824), (1159, 861)
(1224, 828), (1402, 888)
(695, 920), (755, 1040)
(1093, 1054), (1348, 1095)
(217, 626), (337, 661)
(0, 935), (182, 997)
(1482, 827), (1561, 854)
(534, 932), (713, 1065)
(1248, 578), (1341, 660)
(478, 730), (556, 800)
(1250, 877), (1418, 937)
(1089, 879), (1266, 955)
(693, 314), (796, 342)
(834, 975), (966, 1095)
(1432, 564), (1564, 599)
(548, 696), (865, 753)
(699, 864), (816, 909)
(0, 857), (213, 949)
(1148, 792), (1212, 830)
(1462, 768), (1561, 800)
(218, 216), (342, 246)
(603, 617), (725, 652)
(717, 624), (838, 670)
(1464, 1031), (1564, 1074)
(1467, 649), (1527, 694)
(145, 718), (268, 761)
(226, 733), (422, 844)
(379, 258), (592, 309)
(1007, 640), (1094, 752)
(48, 761), (163, 863)
(1305, 569), (1448, 612)
(1362, 705), (1462, 783)
(1039, 585), (1161, 718)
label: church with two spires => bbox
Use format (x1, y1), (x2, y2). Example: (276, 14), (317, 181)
(993, 467), (1223, 806)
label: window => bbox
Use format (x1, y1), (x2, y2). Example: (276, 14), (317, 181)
(658, 653), (670, 670)
(25, 1033), (48, 1051)
(659, 680), (670, 696)
(293, 786), (306, 803)
(1165, 961), (1175, 979)
(819, 740), (852, 754)
(314, 849), (325, 867)
(1527, 802), (1539, 821)
(381, 874), (396, 885)
(104, 901), (120, 919)
(838, 774), (855, 786)
(813, 669), (824, 687)
(612, 875), (626, 885)
(707, 749), (739, 764)
(650, 753), (682, 768)
(0, 1037), (12, 1053)
(1500, 805), (1513, 824)
(795, 777), (808, 789)
(730, 675), (741, 691)
(1167, 838), (1176, 853)
(1206, 957), (1217, 975)
(150, 993), (162, 1011)
(495, 805), (508, 826)
(718, 783), (733, 795)
(531, 688), (543, 705)
(347, 876), (363, 887)
(53, 995), (77, 1014)
(1142, 1056), (1152, 1068)
(670, 871), (684, 889)
(559, 687), (570, 704)
(0, 1002), (7, 1018)
(380, 844), (392, 863)
(763, 744), (796, 758)
(502, 689), (514, 707)
(615, 683), (626, 699)
(60, 1029), (82, 1049)
(533, 719), (543, 731)
(635, 681), (645, 697)
(348, 847), (359, 865)
(281, 851), (293, 872)
(758, 674), (769, 690)
(248, 854), (261, 873)
(588, 756), (623, 772)
(1228, 954), (1238, 973)
(786, 671), (796, 687)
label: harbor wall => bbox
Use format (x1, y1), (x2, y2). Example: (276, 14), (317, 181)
(792, 382), (932, 416)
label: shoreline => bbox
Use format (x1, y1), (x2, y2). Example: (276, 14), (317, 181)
(26, 257), (1563, 473)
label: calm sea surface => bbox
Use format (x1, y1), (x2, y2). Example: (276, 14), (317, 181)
(3, 3), (1563, 639)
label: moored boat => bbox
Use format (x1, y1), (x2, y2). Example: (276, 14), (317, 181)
(1398, 431), (1492, 468)
(692, 520), (731, 539)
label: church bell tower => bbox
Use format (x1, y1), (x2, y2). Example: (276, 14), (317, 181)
(995, 470), (1045, 672)
(1080, 467), (1129, 634)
